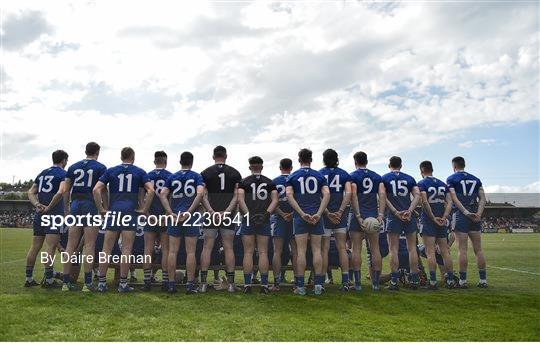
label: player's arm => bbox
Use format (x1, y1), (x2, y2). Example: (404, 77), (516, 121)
(185, 185), (205, 214)
(315, 185), (331, 219)
(408, 186), (421, 213)
(138, 186), (146, 209)
(476, 187), (486, 219)
(335, 181), (352, 219)
(159, 187), (174, 215)
(448, 188), (471, 216)
(377, 182), (387, 223)
(43, 180), (69, 214)
(201, 189), (215, 213)
(266, 189), (279, 214)
(101, 186), (109, 211)
(28, 183), (45, 212)
(286, 185), (307, 219)
(236, 187), (249, 214)
(138, 182), (155, 214)
(224, 184), (239, 214)
(93, 181), (107, 215)
(350, 183), (362, 224)
(385, 198), (399, 217)
(420, 191), (437, 223)
(442, 192), (453, 222)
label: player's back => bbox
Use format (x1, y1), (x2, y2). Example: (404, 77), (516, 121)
(319, 167), (350, 212)
(166, 169), (204, 212)
(239, 174), (276, 215)
(35, 166), (66, 214)
(350, 168), (382, 218)
(273, 174), (293, 213)
(148, 168), (172, 215)
(100, 163), (148, 211)
(287, 167), (327, 215)
(201, 163), (242, 212)
(446, 171), (482, 212)
(67, 159), (107, 199)
(418, 176), (447, 218)
(382, 171), (416, 213)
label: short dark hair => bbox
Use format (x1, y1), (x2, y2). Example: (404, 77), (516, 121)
(280, 158), (292, 170)
(121, 147), (135, 161)
(180, 151), (194, 166)
(85, 142), (100, 156)
(248, 156), (263, 165)
(353, 151), (368, 166)
(322, 149), (339, 168)
(52, 150), (68, 164)
(213, 145), (227, 159)
(452, 156), (466, 169)
(298, 148), (312, 164)
(154, 151), (167, 164)
(419, 160), (433, 173)
(389, 156), (402, 169)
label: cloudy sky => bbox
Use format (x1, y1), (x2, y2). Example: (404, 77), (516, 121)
(1, 1), (539, 195)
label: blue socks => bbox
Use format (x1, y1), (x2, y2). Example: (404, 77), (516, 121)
(372, 270), (380, 287)
(429, 271), (437, 282)
(390, 272), (399, 284)
(63, 274), (71, 284)
(341, 272), (349, 285)
(459, 271), (467, 281)
(261, 273), (268, 286)
(410, 273), (419, 284)
(314, 274), (324, 286)
(25, 265), (34, 280)
(353, 270), (361, 286)
(479, 269), (486, 281)
(244, 273), (252, 285)
(84, 272), (92, 285)
(143, 269), (152, 285)
(296, 275), (305, 288)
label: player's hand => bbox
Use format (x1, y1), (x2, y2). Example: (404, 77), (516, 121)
(99, 209), (108, 216)
(328, 212), (339, 224)
(178, 212), (189, 223)
(301, 212), (311, 223)
(471, 213), (482, 222)
(36, 203), (46, 213)
(466, 212), (478, 222)
(283, 212), (293, 222)
(434, 217), (445, 226)
(401, 210), (412, 222)
(311, 214), (321, 224)
(376, 214), (384, 224)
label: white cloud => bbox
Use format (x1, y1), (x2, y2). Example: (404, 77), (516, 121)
(0, 1), (538, 188)
(485, 181), (540, 194)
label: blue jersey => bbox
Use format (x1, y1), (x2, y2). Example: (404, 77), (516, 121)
(286, 167), (328, 215)
(418, 176), (448, 219)
(446, 171), (483, 212)
(66, 159), (107, 199)
(164, 169), (205, 213)
(382, 171), (417, 214)
(319, 167), (351, 212)
(98, 163), (150, 212)
(147, 168), (172, 215)
(273, 174), (293, 213)
(350, 168), (382, 218)
(34, 166), (66, 215)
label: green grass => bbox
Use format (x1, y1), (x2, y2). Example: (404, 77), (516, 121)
(1, 228), (539, 341)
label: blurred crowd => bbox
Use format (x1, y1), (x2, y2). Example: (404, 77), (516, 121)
(482, 217), (540, 232)
(0, 210), (33, 228)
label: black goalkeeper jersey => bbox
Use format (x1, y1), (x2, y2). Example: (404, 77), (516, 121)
(238, 174), (276, 215)
(201, 163), (242, 212)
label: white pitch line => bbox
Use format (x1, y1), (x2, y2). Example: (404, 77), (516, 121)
(488, 265), (540, 276)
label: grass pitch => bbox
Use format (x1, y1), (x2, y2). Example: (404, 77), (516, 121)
(0, 228), (539, 341)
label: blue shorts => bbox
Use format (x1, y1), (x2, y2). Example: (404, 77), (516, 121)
(70, 199), (98, 227)
(105, 210), (138, 231)
(386, 215), (417, 235)
(348, 212), (379, 232)
(420, 217), (449, 238)
(293, 215), (324, 235)
(453, 212), (481, 233)
(271, 215), (293, 239)
(366, 232), (389, 267)
(95, 231), (121, 257)
(240, 222), (271, 236)
(33, 213), (63, 236)
(167, 214), (200, 237)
